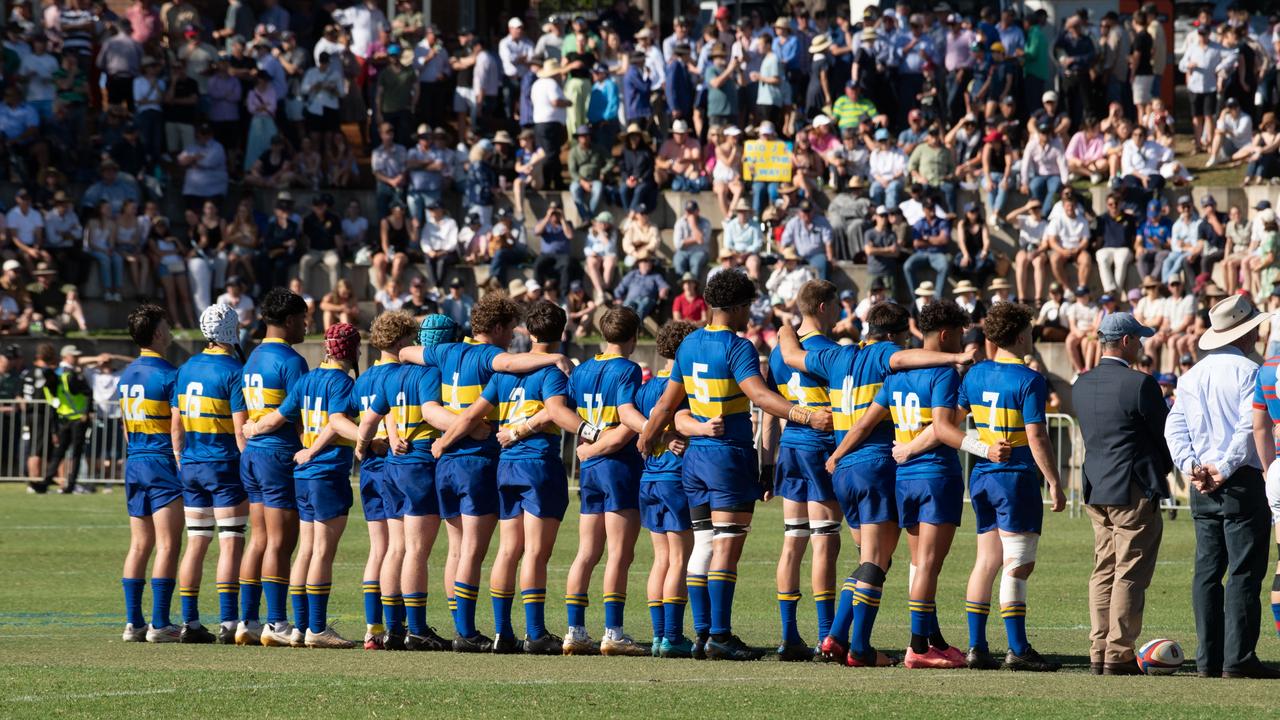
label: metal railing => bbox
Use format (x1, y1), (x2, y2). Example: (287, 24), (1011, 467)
(0, 399), (127, 487)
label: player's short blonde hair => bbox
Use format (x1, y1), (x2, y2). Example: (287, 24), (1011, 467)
(370, 311), (419, 351)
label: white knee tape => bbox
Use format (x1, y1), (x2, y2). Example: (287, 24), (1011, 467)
(809, 519), (840, 536)
(908, 564), (918, 596)
(1266, 462), (1280, 525)
(784, 517), (811, 538)
(688, 528), (714, 576)
(999, 533), (1038, 605)
(186, 512), (214, 538)
(712, 522), (751, 539)
(217, 515), (249, 539)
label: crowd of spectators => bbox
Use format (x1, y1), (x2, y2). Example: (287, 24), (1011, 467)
(0, 1), (1276, 397)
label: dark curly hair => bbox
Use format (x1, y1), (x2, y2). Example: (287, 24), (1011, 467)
(918, 300), (971, 334)
(865, 302), (910, 338)
(600, 306), (641, 344)
(982, 302), (1034, 348)
(470, 292), (523, 336)
(656, 320), (697, 359)
(525, 300), (567, 343)
(128, 304), (170, 347)
(704, 268), (757, 309)
(260, 287), (308, 326)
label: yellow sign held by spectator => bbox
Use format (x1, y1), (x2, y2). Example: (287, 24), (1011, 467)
(742, 139), (792, 183)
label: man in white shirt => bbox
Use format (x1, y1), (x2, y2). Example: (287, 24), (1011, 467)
(215, 276), (257, 346)
(530, 59), (571, 190)
(333, 0), (389, 60)
(419, 201), (459, 291)
(1165, 294), (1280, 679)
(498, 17), (534, 117)
(868, 128), (907, 210)
(1119, 124), (1172, 199)
(1206, 97), (1254, 168)
(471, 36), (502, 132)
(1179, 25), (1222, 151)
(6, 188), (43, 250)
(1044, 190), (1092, 290)
(18, 34), (57, 122)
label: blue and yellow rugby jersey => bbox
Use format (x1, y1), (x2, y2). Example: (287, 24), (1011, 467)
(118, 349), (177, 459)
(634, 371), (685, 480)
(173, 347), (247, 463)
(875, 366), (962, 476)
(1254, 356), (1280, 458)
(481, 365), (569, 461)
(420, 338), (503, 457)
(957, 358), (1048, 474)
(670, 325), (760, 449)
(803, 340), (899, 466)
(278, 363), (358, 477)
(768, 331), (837, 451)
(371, 362), (443, 462)
(354, 359), (402, 469)
(570, 353), (644, 467)
(241, 338), (308, 452)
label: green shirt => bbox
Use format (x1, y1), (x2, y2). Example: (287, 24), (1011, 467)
(832, 95), (877, 129)
(569, 144), (612, 182)
(378, 66), (416, 114)
(562, 32), (601, 56)
(54, 68), (89, 105)
(907, 142), (954, 185)
(704, 64), (737, 118)
(1024, 25), (1050, 81)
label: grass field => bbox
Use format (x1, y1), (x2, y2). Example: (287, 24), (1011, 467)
(2, 485), (1278, 719)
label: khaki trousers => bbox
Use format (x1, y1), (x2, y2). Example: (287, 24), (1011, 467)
(1085, 484), (1164, 663)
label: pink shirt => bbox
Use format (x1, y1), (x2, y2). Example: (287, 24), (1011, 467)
(945, 30), (975, 72)
(809, 131), (838, 156)
(658, 137), (703, 175)
(126, 4), (161, 45)
(1066, 131), (1105, 164)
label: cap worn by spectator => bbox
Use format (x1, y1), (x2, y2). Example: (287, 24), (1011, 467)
(508, 18), (523, 29)
(758, 121), (777, 136)
(840, 289), (856, 301)
(1097, 312), (1156, 341)
(525, 279), (544, 295)
(798, 200), (814, 213)
(875, 205), (888, 216)
(60, 344), (82, 358)
(574, 125), (591, 137)
(1200, 195), (1216, 208)
(874, 128), (891, 141)
(2, 259), (19, 272)
(1177, 195), (1192, 206)
(449, 276), (464, 289)
(1074, 284), (1090, 296)
(681, 272), (696, 283)
(1042, 90), (1058, 103)
(870, 277), (889, 291)
(684, 200), (699, 213)
(715, 6), (731, 19)
(1256, 199), (1273, 211)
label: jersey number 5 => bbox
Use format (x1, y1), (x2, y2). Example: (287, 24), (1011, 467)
(691, 362), (711, 404)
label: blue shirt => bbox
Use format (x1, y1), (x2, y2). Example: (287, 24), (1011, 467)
(774, 33), (800, 71)
(670, 326), (760, 448)
(912, 216), (951, 252)
(768, 331), (836, 451)
(1138, 217), (1172, 251)
(624, 65), (651, 123)
(1253, 356), (1280, 458)
(957, 358), (1048, 474)
(241, 338), (308, 453)
(664, 58), (693, 117)
(174, 347), (246, 464)
(876, 366), (962, 478)
(420, 338), (504, 457)
(635, 371), (684, 481)
(569, 353), (643, 467)
(0, 102), (38, 141)
(482, 365), (569, 461)
(587, 76), (620, 123)
(353, 359), (401, 471)
(278, 363), (357, 480)
(118, 349), (177, 459)
(371, 362), (442, 463)
(804, 340), (899, 468)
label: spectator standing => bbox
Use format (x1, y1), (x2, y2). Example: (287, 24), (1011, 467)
(375, 45), (417, 145)
(96, 20), (142, 107)
(1166, 295), (1280, 679)
(530, 58), (571, 190)
(498, 17), (533, 119)
(672, 199), (712, 281)
(586, 63), (620, 153)
(1053, 15), (1096, 130)
(1180, 25), (1222, 153)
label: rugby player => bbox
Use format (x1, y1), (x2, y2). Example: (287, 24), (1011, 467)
(117, 305), (183, 643)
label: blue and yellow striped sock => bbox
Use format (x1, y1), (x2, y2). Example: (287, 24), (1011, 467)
(1001, 602), (1029, 656)
(827, 577), (856, 645)
(647, 599), (664, 640)
(491, 587), (516, 638)
(216, 581), (239, 624)
(383, 595), (405, 634)
(849, 585), (882, 655)
(122, 577), (145, 627)
(777, 589), (802, 644)
(307, 583), (332, 633)
(522, 588), (547, 639)
(289, 585), (308, 630)
(179, 585), (200, 624)
(404, 592), (428, 635)
(908, 598), (936, 654)
(362, 580), (382, 627)
(565, 593), (588, 628)
(150, 577), (175, 628)
(239, 577), (262, 624)
(603, 592), (626, 631)
(815, 588), (836, 640)
(687, 574), (710, 635)
(1272, 600), (1280, 637)
(453, 582), (479, 637)
(707, 569), (738, 636)
(663, 596), (687, 642)
(262, 576), (288, 625)
(966, 599), (990, 652)
(447, 595), (457, 626)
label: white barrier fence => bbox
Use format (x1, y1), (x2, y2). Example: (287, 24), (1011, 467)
(0, 399), (126, 487)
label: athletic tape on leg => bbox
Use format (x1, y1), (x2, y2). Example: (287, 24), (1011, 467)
(712, 522), (751, 538)
(999, 533), (1038, 605)
(689, 527), (714, 576)
(217, 515), (249, 539)
(784, 518), (811, 538)
(809, 519), (840, 536)
(851, 562), (886, 586)
(186, 508), (214, 538)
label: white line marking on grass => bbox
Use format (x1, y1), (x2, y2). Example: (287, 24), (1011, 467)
(8, 682), (309, 703)
(0, 524), (127, 531)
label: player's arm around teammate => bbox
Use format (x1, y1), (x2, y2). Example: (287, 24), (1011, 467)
(933, 302), (1064, 672)
(118, 305), (186, 643)
(1251, 374), (1280, 642)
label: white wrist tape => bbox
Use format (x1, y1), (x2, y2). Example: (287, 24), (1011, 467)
(960, 434), (991, 459)
(578, 421), (601, 443)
